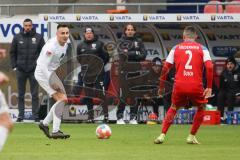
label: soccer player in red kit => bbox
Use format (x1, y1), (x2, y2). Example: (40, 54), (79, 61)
(154, 26), (213, 144)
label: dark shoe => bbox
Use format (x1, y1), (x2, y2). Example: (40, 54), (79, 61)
(221, 118), (227, 124)
(51, 130), (70, 139)
(86, 119), (94, 123)
(16, 118), (23, 122)
(39, 122), (51, 138)
(35, 118), (40, 122)
(103, 116), (109, 123)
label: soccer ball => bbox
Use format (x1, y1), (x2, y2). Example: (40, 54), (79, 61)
(96, 124), (111, 139)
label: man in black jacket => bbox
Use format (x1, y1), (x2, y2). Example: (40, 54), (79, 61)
(10, 18), (45, 122)
(77, 27), (109, 122)
(116, 24), (147, 124)
(217, 57), (240, 119)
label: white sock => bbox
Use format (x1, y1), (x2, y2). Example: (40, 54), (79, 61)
(43, 105), (55, 126)
(43, 101), (62, 126)
(0, 126), (9, 152)
(52, 101), (65, 133)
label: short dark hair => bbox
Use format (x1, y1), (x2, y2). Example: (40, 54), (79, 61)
(23, 18), (32, 23)
(226, 56), (237, 66)
(183, 26), (197, 39)
(184, 26), (196, 33)
(57, 24), (69, 30)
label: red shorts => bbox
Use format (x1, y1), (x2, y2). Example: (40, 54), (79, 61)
(171, 88), (208, 107)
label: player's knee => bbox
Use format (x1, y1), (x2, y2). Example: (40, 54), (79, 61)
(0, 113), (13, 132)
(58, 96), (67, 103)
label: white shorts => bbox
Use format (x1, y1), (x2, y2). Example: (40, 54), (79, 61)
(0, 90), (9, 114)
(34, 67), (66, 97)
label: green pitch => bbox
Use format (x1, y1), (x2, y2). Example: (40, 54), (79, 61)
(1, 124), (240, 160)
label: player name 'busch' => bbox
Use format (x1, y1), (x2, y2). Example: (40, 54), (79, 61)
(184, 70), (194, 77)
(179, 45), (199, 50)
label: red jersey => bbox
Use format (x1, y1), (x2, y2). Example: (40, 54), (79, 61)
(166, 41), (212, 93)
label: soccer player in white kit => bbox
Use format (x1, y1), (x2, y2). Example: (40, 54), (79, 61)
(0, 49), (13, 151)
(35, 24), (70, 139)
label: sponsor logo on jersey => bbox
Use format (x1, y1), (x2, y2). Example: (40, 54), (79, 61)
(92, 43), (97, 49)
(46, 51), (53, 56)
(32, 38), (36, 44)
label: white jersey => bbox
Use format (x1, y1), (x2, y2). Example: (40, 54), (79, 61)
(0, 90), (9, 114)
(35, 37), (68, 96)
(36, 37), (68, 73)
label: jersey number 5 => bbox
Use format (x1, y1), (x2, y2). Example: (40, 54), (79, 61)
(185, 50), (192, 70)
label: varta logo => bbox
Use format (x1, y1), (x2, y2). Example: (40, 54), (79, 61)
(182, 16), (199, 20)
(216, 15), (234, 20)
(49, 16), (65, 20)
(148, 15), (165, 20)
(217, 34), (240, 40)
(114, 16), (131, 20)
(81, 16), (99, 20)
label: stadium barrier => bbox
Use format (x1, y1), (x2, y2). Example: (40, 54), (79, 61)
(174, 109), (196, 124)
(226, 111), (240, 125)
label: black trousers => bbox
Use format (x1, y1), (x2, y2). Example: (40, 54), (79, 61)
(84, 81), (108, 120)
(116, 99), (139, 120)
(138, 98), (162, 116)
(16, 70), (39, 119)
(217, 90), (235, 117)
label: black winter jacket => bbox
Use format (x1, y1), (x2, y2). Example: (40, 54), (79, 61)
(118, 35), (146, 62)
(10, 29), (45, 72)
(77, 37), (109, 83)
(77, 37), (109, 65)
(219, 65), (240, 94)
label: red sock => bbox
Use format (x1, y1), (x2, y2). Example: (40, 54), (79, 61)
(191, 109), (204, 135)
(162, 107), (177, 134)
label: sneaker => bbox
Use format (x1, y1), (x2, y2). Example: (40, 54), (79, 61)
(38, 122), (51, 138)
(116, 118), (125, 125)
(220, 117), (227, 124)
(129, 119), (138, 125)
(103, 116), (109, 123)
(154, 133), (166, 144)
(186, 134), (200, 144)
(16, 118), (23, 122)
(51, 130), (70, 139)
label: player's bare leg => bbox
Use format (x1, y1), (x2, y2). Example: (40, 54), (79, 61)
(0, 112), (13, 151)
(39, 92), (70, 139)
(154, 104), (178, 144)
(187, 104), (205, 144)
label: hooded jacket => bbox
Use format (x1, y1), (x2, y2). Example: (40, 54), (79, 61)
(10, 29), (45, 72)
